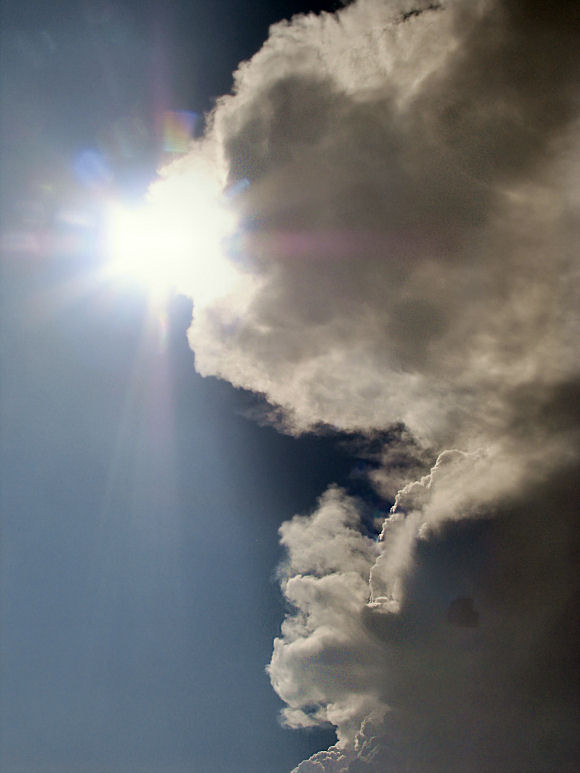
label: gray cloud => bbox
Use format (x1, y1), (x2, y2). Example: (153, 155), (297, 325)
(152, 0), (579, 768)
(281, 458), (579, 771)
(180, 0), (577, 449)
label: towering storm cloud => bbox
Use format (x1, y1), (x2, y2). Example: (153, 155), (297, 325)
(154, 0), (579, 769)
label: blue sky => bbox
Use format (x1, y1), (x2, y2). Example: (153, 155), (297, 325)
(0, 2), (346, 770)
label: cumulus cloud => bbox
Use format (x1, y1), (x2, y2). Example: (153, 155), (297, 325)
(181, 0), (577, 447)
(268, 487), (386, 746)
(279, 462), (579, 771)
(151, 0), (579, 768)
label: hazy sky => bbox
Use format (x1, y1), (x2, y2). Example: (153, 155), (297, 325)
(1, 1), (578, 772)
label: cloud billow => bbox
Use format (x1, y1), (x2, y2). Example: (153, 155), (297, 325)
(155, 0), (579, 769)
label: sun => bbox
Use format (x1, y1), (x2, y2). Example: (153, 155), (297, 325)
(105, 158), (239, 306)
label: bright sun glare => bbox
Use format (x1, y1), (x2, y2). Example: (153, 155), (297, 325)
(106, 161), (238, 306)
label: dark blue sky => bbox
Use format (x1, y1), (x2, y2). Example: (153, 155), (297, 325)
(0, 2), (365, 771)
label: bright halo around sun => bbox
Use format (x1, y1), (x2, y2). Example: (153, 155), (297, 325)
(105, 156), (239, 306)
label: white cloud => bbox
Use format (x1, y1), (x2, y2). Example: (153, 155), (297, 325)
(151, 0), (579, 768)
(174, 0), (577, 453)
(268, 488), (387, 746)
